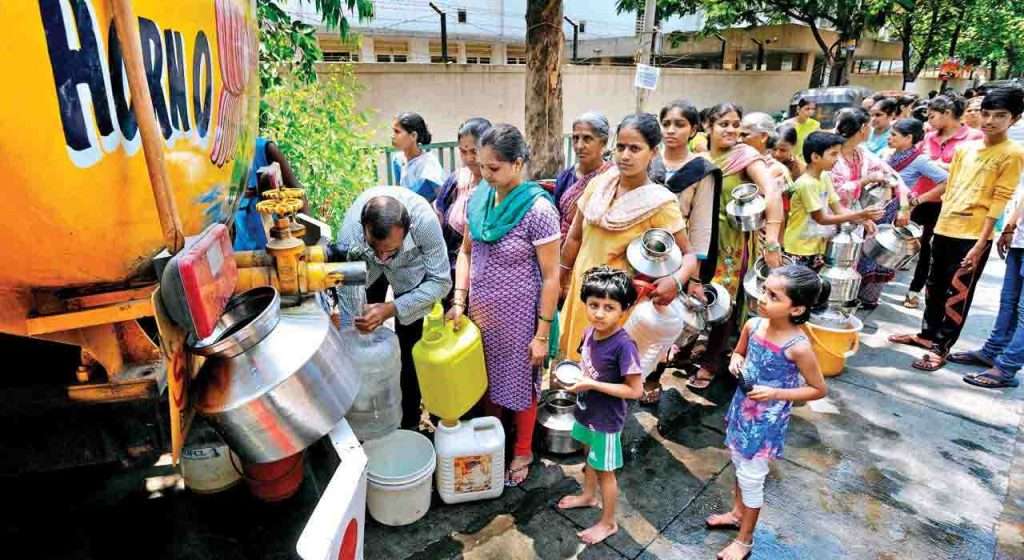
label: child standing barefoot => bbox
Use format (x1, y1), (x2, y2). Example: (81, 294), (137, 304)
(706, 265), (829, 560)
(557, 266), (643, 545)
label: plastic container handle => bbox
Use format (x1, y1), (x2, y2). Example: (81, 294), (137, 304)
(842, 335), (860, 359)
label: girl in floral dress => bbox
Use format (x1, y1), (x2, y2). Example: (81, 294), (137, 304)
(705, 265), (828, 560)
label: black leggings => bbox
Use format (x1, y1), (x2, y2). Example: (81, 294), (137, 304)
(909, 202), (941, 293)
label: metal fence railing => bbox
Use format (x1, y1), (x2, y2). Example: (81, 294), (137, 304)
(376, 134), (577, 183)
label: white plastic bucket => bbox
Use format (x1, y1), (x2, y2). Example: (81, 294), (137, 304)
(362, 429), (436, 526)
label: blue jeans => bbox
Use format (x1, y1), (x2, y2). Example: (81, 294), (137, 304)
(979, 248), (1024, 378)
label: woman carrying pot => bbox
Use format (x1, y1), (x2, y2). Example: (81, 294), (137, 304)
(829, 107), (910, 310)
(434, 117), (493, 299)
(559, 113), (702, 363)
(554, 112), (615, 240)
(688, 103), (786, 391)
(446, 124), (561, 487)
(391, 112), (446, 202)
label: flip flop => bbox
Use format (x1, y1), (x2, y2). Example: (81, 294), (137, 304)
(912, 352), (946, 372)
(639, 385), (662, 405)
(948, 351), (994, 367)
(889, 334), (935, 351)
(505, 461), (532, 488)
(963, 369), (1020, 389)
(687, 370), (714, 390)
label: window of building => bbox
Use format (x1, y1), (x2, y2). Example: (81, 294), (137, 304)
(457, 9), (467, 23)
(323, 51), (359, 62)
(429, 41), (454, 63)
(375, 40), (409, 63)
(506, 45), (526, 65)
(578, 21), (586, 33)
(465, 43), (491, 64)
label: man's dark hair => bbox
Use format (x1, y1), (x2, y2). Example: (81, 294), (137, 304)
(803, 130), (845, 163)
(361, 195), (411, 241)
(981, 86), (1024, 118)
(580, 266), (637, 309)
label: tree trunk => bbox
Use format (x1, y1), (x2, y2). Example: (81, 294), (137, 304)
(525, 0), (564, 180)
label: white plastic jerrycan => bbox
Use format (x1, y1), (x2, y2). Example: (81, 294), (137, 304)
(434, 416), (505, 504)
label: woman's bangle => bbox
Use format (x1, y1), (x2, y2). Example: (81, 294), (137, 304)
(452, 302), (465, 309)
(559, 263), (573, 271)
(454, 288), (468, 294)
(533, 335), (550, 343)
(538, 315), (554, 323)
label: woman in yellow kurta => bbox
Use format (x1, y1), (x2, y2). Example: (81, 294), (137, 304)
(559, 113), (702, 361)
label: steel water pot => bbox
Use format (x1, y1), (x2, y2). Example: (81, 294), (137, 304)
(824, 223), (864, 267)
(743, 255), (794, 316)
(537, 390), (581, 454)
(701, 282), (732, 325)
(819, 265), (862, 306)
(191, 288), (361, 463)
(626, 228), (683, 279)
(726, 183), (767, 232)
(863, 223), (922, 269)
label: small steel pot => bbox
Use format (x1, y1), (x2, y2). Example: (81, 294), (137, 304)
(676, 295), (708, 347)
(552, 360), (583, 388)
(858, 181), (894, 209)
(863, 223), (922, 269)
(701, 282), (732, 325)
(819, 265), (862, 306)
(537, 390), (581, 454)
(627, 228), (683, 278)
(824, 223), (864, 267)
(726, 183), (767, 232)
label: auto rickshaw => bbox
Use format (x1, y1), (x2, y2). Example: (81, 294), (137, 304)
(788, 86), (874, 128)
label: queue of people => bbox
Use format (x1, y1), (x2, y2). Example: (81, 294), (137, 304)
(328, 85), (1023, 557)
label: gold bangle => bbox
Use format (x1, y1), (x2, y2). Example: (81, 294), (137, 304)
(559, 263), (573, 271)
(534, 335), (549, 343)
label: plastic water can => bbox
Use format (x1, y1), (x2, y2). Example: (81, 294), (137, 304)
(412, 301), (488, 423)
(434, 417), (505, 504)
(341, 326), (403, 442)
(624, 299), (686, 374)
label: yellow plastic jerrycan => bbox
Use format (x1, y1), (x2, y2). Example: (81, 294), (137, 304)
(412, 301), (488, 423)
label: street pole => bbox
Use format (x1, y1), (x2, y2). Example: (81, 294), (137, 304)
(564, 16), (578, 63)
(429, 3), (448, 63)
(636, 0), (657, 111)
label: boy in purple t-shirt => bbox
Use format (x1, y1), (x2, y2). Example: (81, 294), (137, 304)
(558, 266), (643, 545)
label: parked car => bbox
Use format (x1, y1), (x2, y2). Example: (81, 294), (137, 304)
(788, 86), (873, 128)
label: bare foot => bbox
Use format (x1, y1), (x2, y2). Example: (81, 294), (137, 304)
(705, 510), (742, 529)
(578, 520), (618, 545)
(716, 539), (752, 560)
(557, 494), (599, 510)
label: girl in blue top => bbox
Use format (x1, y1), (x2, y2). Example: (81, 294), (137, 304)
(707, 265), (828, 560)
(391, 112), (446, 202)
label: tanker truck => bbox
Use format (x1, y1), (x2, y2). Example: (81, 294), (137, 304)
(1, 2), (368, 558)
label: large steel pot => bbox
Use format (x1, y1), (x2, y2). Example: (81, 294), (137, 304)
(676, 295), (709, 347)
(863, 223), (922, 269)
(191, 288), (360, 463)
(627, 228), (683, 278)
(824, 223), (864, 267)
(819, 265), (862, 306)
(858, 181), (894, 209)
(537, 390), (581, 454)
(701, 282), (732, 325)
(726, 183), (766, 232)
(743, 255), (794, 316)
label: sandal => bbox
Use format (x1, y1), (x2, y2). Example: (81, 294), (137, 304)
(505, 457), (532, 487)
(888, 334), (935, 351)
(903, 293), (920, 308)
(717, 539), (752, 560)
(687, 368), (715, 390)
(963, 368), (1020, 389)
(948, 351), (994, 367)
(912, 352), (946, 372)
(705, 512), (741, 530)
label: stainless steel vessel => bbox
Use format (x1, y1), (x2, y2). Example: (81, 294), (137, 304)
(743, 255), (794, 316)
(627, 228), (683, 278)
(701, 282), (732, 325)
(537, 390), (581, 454)
(726, 183), (767, 232)
(863, 223), (922, 269)
(191, 288), (361, 463)
(824, 223), (864, 267)
(820, 265), (862, 305)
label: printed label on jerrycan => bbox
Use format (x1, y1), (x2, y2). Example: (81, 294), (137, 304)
(453, 455), (493, 494)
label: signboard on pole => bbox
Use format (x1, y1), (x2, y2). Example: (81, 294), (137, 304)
(634, 64), (660, 91)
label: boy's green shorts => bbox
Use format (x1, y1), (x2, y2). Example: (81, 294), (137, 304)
(571, 421), (623, 471)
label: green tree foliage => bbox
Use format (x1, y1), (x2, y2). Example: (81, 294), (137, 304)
(616, 0), (886, 86)
(261, 72), (377, 231)
(258, 0), (373, 92)
(958, 0), (1024, 79)
(879, 0), (959, 87)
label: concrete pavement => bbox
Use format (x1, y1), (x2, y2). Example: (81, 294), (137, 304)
(364, 253), (1024, 559)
